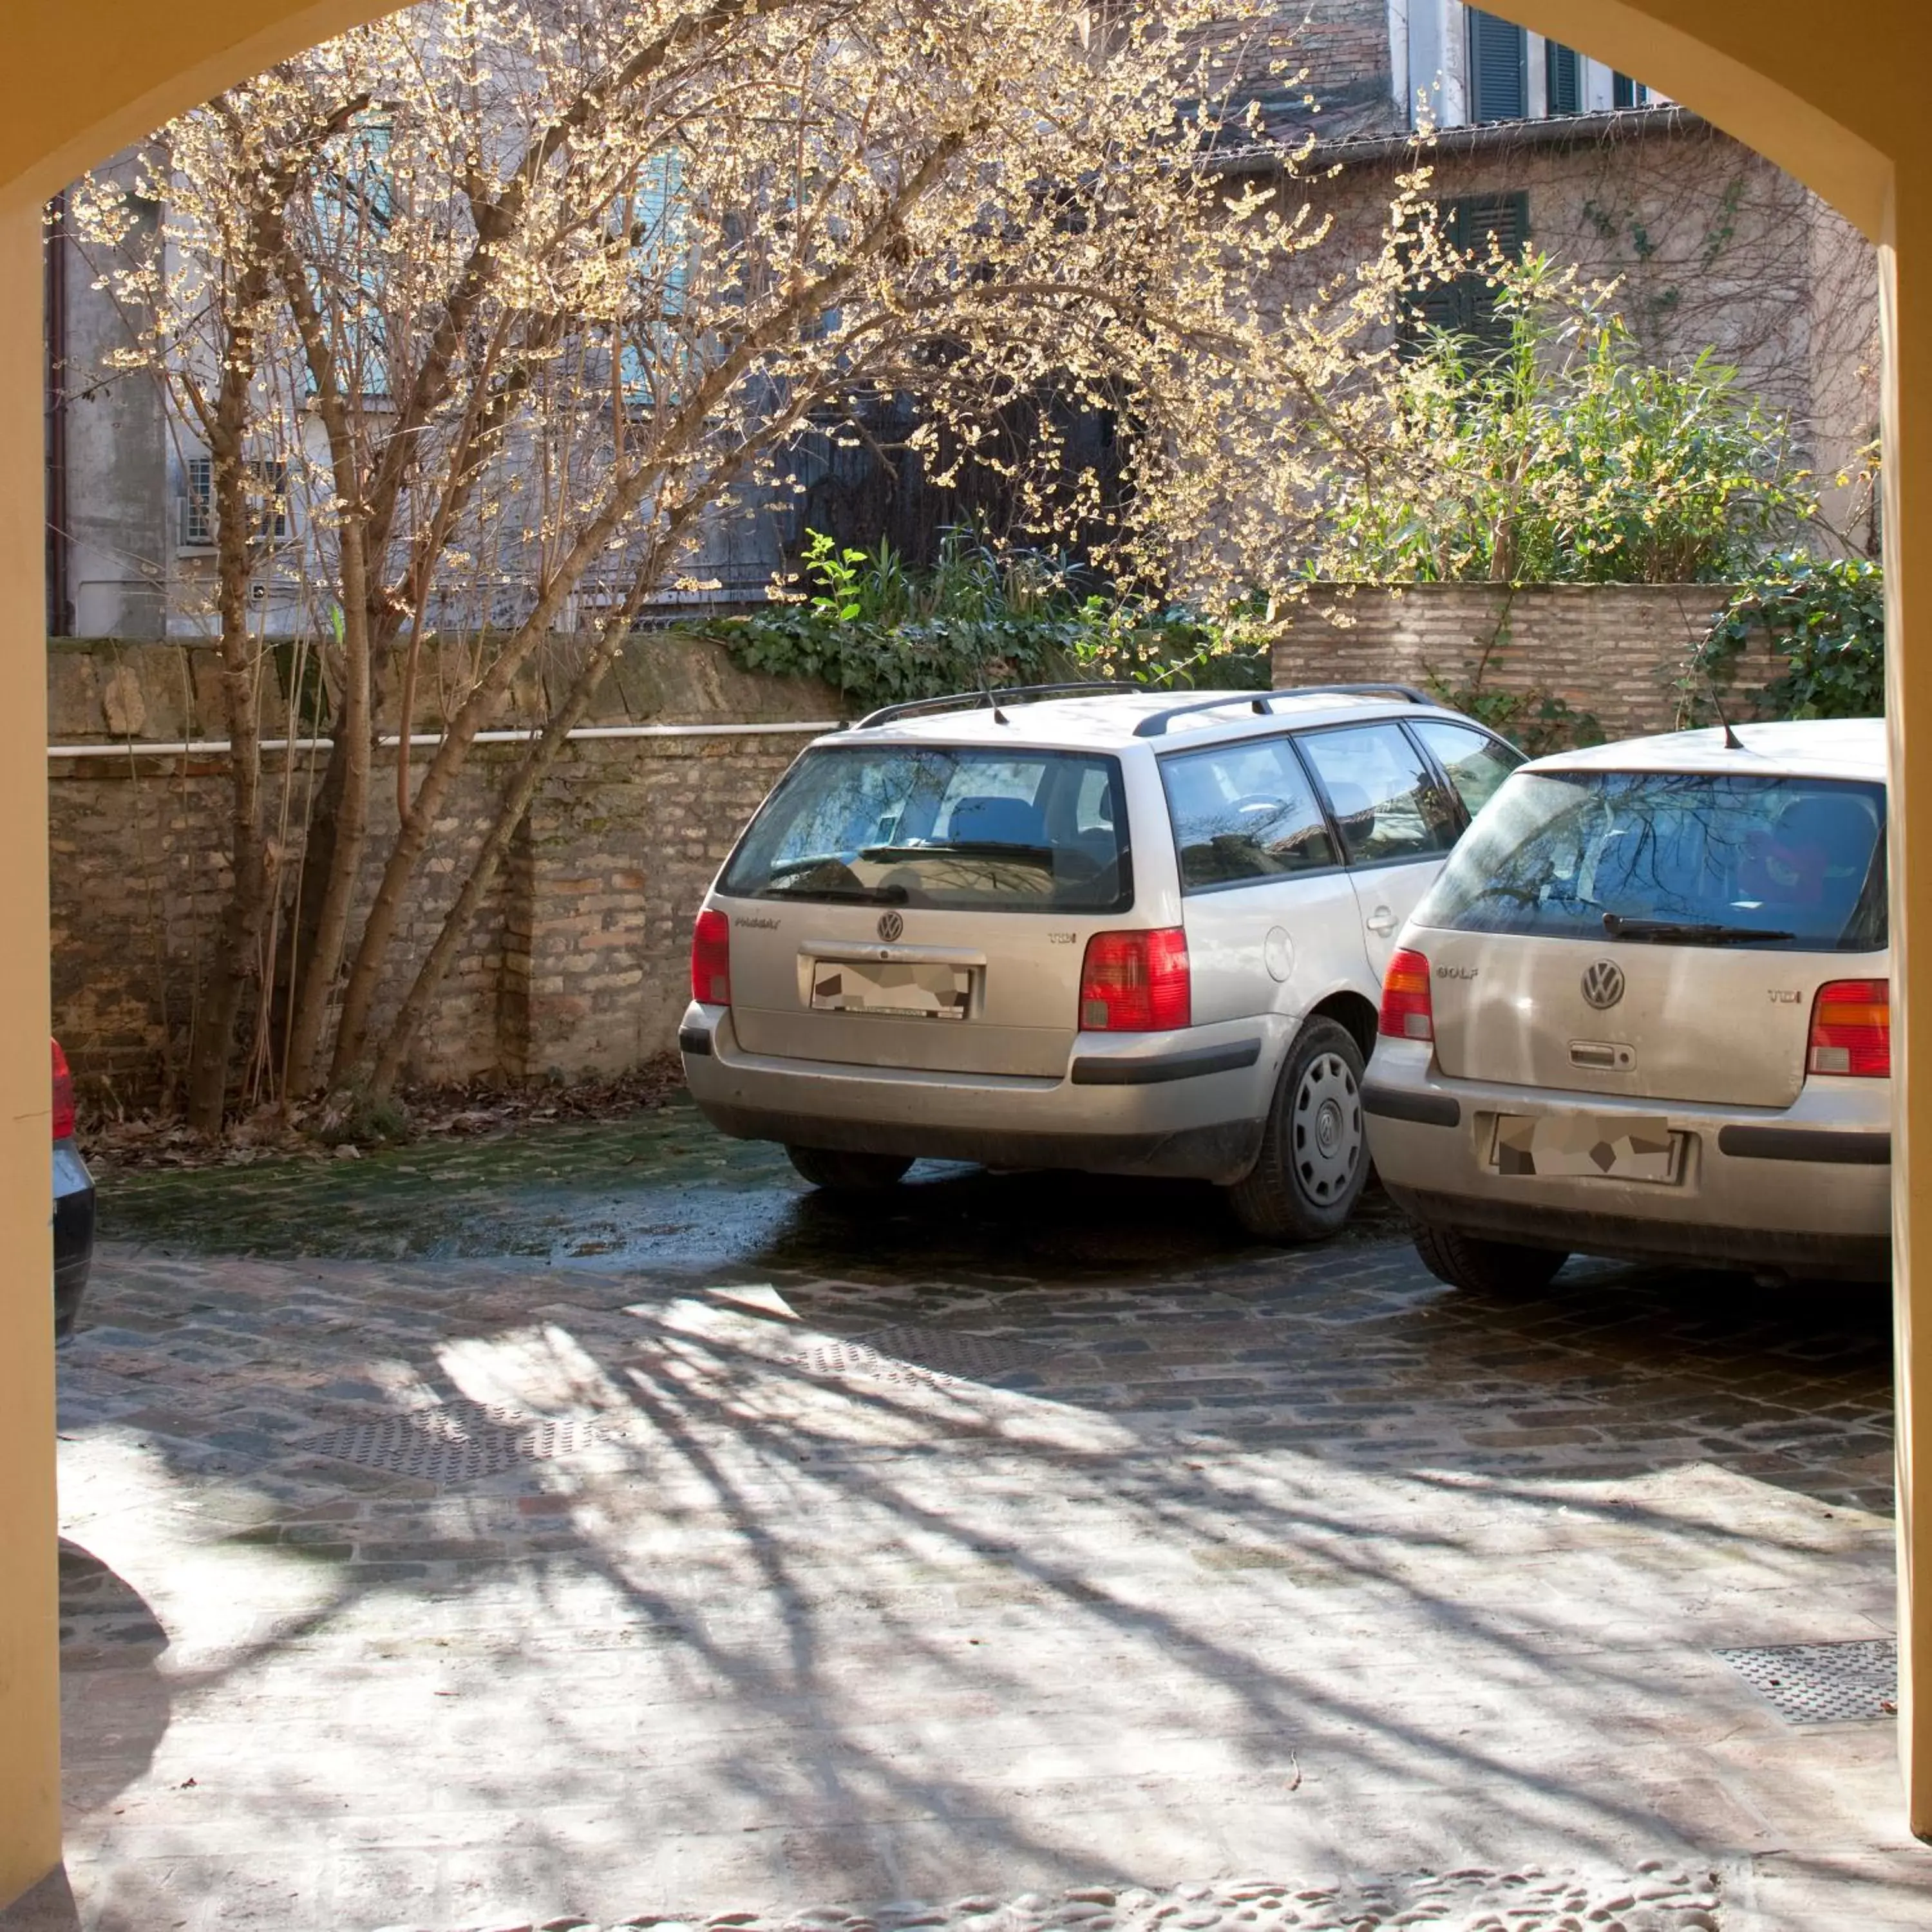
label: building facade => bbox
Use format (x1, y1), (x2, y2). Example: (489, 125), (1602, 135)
(1222, 3), (1881, 551)
(41, 1), (1882, 646)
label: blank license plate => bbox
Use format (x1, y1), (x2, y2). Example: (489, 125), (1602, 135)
(810, 958), (971, 1020)
(1494, 1113), (1681, 1184)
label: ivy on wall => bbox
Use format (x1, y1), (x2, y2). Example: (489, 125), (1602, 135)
(703, 528), (1265, 712)
(1687, 552), (1884, 724)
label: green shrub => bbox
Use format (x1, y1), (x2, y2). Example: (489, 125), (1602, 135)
(706, 526), (1265, 711)
(1323, 254), (1815, 585)
(1692, 552), (1884, 722)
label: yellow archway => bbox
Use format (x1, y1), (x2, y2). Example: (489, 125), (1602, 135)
(0, 0), (1926, 1905)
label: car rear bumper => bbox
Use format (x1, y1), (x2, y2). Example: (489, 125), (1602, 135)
(1363, 1039), (1891, 1280)
(680, 1003), (1276, 1181)
(54, 1138), (95, 1338)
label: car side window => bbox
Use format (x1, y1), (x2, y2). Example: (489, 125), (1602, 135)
(1298, 723), (1459, 867)
(1160, 735), (1339, 890)
(1409, 719), (1524, 820)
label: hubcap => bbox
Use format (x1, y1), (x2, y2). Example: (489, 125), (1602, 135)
(1292, 1052), (1363, 1206)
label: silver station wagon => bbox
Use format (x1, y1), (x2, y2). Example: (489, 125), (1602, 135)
(1365, 717), (1891, 1287)
(680, 682), (1522, 1242)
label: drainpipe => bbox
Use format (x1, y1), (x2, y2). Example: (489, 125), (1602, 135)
(43, 190), (71, 639)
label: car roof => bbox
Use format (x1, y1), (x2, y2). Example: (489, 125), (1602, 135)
(1523, 716), (1887, 784)
(811, 688), (1477, 753)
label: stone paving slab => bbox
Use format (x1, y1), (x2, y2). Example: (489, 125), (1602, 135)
(12, 1177), (1929, 1931)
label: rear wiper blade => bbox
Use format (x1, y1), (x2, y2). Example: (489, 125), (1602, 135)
(1602, 912), (1795, 945)
(860, 841), (1054, 862)
(764, 880), (909, 905)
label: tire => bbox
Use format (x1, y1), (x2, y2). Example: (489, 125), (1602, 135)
(785, 1144), (913, 1193)
(1412, 1222), (1568, 1295)
(1225, 1017), (1369, 1244)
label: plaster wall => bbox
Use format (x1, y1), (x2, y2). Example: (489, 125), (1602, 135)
(1269, 117), (1883, 545)
(54, 167), (168, 639)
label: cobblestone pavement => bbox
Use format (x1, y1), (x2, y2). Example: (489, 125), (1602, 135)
(13, 1119), (1929, 1931)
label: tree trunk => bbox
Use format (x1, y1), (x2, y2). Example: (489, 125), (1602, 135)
(325, 471), (665, 1086)
(366, 631), (629, 1098)
(182, 287), (274, 1133)
(327, 134), (965, 1090)
(283, 536), (375, 1095)
(184, 501), (271, 1132)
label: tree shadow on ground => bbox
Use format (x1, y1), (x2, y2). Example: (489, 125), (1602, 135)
(48, 1147), (1901, 1927)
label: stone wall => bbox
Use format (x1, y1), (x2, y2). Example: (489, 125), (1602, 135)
(1271, 582), (1776, 743)
(48, 634), (843, 1107)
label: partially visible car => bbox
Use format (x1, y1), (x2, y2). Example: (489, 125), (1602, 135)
(53, 1037), (95, 1338)
(1364, 717), (1891, 1289)
(680, 679), (1524, 1243)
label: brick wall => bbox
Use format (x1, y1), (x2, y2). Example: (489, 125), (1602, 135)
(49, 594), (1779, 1106)
(48, 635), (840, 1107)
(1271, 582), (1777, 743)
(1176, 1), (1397, 146)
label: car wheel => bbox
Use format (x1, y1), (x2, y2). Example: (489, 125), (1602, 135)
(786, 1145), (914, 1192)
(1412, 1222), (1568, 1294)
(1225, 1017), (1368, 1244)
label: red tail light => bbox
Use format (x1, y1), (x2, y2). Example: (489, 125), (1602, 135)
(1079, 927), (1190, 1032)
(51, 1038), (75, 1141)
(690, 908), (732, 1006)
(1378, 947), (1435, 1042)
(1808, 978), (1889, 1077)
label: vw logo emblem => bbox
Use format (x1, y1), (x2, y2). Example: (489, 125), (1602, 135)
(1582, 960), (1625, 1010)
(876, 911), (904, 943)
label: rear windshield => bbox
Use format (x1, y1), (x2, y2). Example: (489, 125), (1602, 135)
(718, 743), (1132, 913)
(1417, 769), (1888, 952)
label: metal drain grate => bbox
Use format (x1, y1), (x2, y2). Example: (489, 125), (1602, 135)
(792, 1325), (1046, 1387)
(1718, 1639), (1897, 1723)
(300, 1403), (607, 1484)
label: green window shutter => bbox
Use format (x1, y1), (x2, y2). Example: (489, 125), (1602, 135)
(1403, 193), (1531, 357)
(1546, 41), (1582, 115)
(1406, 277), (1466, 343)
(1613, 71), (1649, 109)
(1467, 10), (1527, 122)
(1452, 192), (1531, 261)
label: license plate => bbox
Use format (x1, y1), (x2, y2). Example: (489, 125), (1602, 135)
(1493, 1113), (1681, 1184)
(810, 958), (971, 1020)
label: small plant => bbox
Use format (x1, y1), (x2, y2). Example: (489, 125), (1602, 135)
(312, 1083), (413, 1148)
(1423, 672), (1604, 757)
(1416, 594), (1603, 755)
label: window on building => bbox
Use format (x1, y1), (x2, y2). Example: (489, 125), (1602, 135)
(1466, 9), (1528, 123)
(1613, 71), (1650, 109)
(1403, 191), (1531, 355)
(182, 456), (290, 549)
(310, 118), (392, 400)
(615, 150), (687, 412)
(1545, 41), (1583, 115)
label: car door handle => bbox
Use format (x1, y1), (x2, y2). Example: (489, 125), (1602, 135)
(1364, 905), (1398, 937)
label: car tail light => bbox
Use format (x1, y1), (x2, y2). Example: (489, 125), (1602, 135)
(690, 908), (732, 1005)
(1079, 927), (1190, 1031)
(1808, 978), (1889, 1077)
(51, 1038), (75, 1142)
(1379, 947), (1434, 1042)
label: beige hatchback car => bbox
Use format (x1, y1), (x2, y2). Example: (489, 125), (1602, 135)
(679, 681), (1522, 1242)
(1365, 717), (1891, 1289)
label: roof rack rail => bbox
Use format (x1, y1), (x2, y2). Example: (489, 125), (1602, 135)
(851, 681), (1136, 730)
(1132, 682), (1435, 739)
